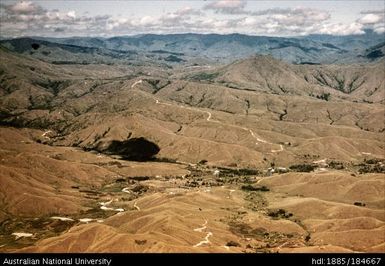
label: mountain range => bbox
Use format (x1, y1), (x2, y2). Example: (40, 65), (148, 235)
(1, 30), (384, 65)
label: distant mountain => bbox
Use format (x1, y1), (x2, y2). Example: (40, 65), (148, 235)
(0, 37), (139, 65)
(185, 55), (385, 104)
(363, 42), (385, 60)
(191, 55), (314, 95)
(2, 32), (383, 65)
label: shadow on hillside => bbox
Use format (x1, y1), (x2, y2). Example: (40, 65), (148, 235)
(104, 137), (160, 161)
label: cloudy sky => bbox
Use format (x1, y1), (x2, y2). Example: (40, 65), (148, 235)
(0, 0), (384, 38)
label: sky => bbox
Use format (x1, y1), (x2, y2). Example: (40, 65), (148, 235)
(0, 0), (384, 38)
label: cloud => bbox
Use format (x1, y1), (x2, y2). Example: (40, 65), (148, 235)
(66, 11), (76, 19)
(251, 7), (330, 28)
(175, 6), (202, 16)
(318, 22), (365, 35)
(5, 1), (44, 15)
(204, 0), (247, 14)
(373, 26), (385, 34)
(54, 27), (66, 33)
(252, 7), (329, 19)
(357, 11), (384, 34)
(233, 7), (336, 36)
(106, 6), (205, 31)
(139, 16), (157, 26)
(359, 13), (382, 24)
(0, 1), (382, 37)
(0, 1), (115, 37)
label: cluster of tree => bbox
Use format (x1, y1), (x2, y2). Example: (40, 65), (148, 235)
(309, 92), (331, 101)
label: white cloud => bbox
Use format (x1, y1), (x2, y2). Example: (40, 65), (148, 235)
(139, 16), (156, 26)
(252, 7), (330, 21)
(228, 7), (336, 36)
(318, 22), (365, 35)
(258, 7), (331, 28)
(357, 11), (384, 34)
(66, 11), (76, 19)
(359, 13), (382, 24)
(239, 17), (258, 27)
(0, 1), (383, 37)
(374, 26), (385, 34)
(204, 0), (247, 14)
(175, 6), (202, 16)
(8, 1), (42, 15)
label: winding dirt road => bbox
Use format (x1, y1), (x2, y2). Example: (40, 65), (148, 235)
(133, 201), (140, 211)
(193, 219), (213, 247)
(131, 79), (284, 153)
(155, 97), (284, 152)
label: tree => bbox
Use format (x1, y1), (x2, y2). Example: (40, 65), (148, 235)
(317, 92), (331, 101)
(31, 43), (40, 50)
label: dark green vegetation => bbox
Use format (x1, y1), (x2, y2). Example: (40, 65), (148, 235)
(289, 164), (317, 172)
(268, 209), (293, 219)
(241, 185), (270, 192)
(189, 72), (220, 82)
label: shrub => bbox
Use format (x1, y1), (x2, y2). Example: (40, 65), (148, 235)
(354, 202), (366, 207)
(289, 164), (316, 172)
(129, 176), (150, 181)
(241, 185), (269, 192)
(329, 160), (344, 169)
(317, 92), (331, 101)
(268, 209), (293, 219)
(31, 43), (40, 50)
(226, 241), (241, 247)
(190, 72), (219, 81)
